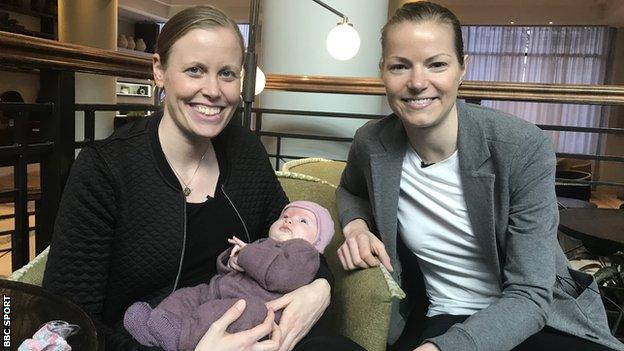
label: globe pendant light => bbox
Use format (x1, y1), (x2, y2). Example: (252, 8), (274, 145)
(326, 18), (360, 61)
(254, 66), (266, 95)
(240, 66), (266, 95)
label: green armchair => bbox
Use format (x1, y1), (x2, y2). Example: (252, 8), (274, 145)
(276, 170), (404, 351)
(10, 162), (404, 351)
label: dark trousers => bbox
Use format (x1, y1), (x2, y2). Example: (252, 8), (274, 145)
(391, 314), (615, 351)
(294, 335), (366, 351)
(293, 316), (366, 351)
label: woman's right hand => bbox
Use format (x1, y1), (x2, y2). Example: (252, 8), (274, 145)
(337, 218), (393, 272)
(195, 299), (281, 351)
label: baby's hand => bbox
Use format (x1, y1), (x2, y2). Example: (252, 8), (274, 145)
(228, 236), (247, 272)
(228, 236), (247, 257)
(228, 255), (245, 272)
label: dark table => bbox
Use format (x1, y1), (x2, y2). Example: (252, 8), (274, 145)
(0, 279), (100, 350)
(559, 208), (624, 255)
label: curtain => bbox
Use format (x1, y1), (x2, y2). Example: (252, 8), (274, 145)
(461, 26), (611, 154)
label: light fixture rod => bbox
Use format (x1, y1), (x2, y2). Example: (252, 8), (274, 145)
(242, 0), (260, 129)
(311, 0), (346, 20)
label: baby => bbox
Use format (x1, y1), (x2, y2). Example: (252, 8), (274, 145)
(123, 201), (334, 351)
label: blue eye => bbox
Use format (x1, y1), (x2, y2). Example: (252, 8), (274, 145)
(388, 64), (407, 72)
(220, 70), (239, 81)
(186, 66), (203, 76)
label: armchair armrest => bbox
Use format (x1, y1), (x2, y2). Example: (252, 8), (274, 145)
(8, 246), (49, 286)
(328, 264), (405, 351)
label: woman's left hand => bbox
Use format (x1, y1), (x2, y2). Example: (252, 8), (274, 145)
(414, 343), (440, 351)
(265, 278), (330, 351)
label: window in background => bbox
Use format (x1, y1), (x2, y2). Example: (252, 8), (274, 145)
(238, 23), (250, 49)
(461, 26), (613, 154)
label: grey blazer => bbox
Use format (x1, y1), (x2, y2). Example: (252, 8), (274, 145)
(337, 101), (623, 351)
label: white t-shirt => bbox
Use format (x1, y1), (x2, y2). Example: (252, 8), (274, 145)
(398, 145), (501, 316)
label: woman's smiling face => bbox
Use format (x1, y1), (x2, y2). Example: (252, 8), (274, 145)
(153, 27), (243, 140)
(381, 20), (466, 132)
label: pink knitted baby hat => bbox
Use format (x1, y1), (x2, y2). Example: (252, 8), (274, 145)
(282, 201), (334, 253)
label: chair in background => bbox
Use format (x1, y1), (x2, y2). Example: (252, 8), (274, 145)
(557, 158), (592, 174)
(555, 169), (592, 202)
(555, 158), (593, 202)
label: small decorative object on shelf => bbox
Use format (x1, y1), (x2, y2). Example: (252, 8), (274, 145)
(126, 35), (136, 50)
(135, 37), (146, 52)
(117, 34), (128, 49)
(116, 81), (152, 98)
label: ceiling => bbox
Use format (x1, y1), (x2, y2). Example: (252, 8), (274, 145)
(119, 0), (624, 26)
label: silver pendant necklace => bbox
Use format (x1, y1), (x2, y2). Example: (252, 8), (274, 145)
(164, 145), (210, 197)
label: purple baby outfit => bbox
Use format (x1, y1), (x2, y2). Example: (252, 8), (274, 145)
(124, 238), (320, 351)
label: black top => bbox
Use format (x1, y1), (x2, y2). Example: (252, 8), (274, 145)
(151, 121), (246, 288)
(181, 192), (245, 287)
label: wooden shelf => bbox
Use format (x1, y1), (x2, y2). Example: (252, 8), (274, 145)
(0, 3), (56, 20)
(0, 27), (53, 39)
(0, 31), (153, 79)
(0, 62), (38, 74)
(116, 47), (153, 58)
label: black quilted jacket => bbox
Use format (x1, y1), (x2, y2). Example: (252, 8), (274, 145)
(42, 113), (291, 350)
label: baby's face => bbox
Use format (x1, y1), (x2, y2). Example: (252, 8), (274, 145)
(269, 207), (318, 244)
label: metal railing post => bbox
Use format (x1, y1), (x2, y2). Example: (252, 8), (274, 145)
(84, 109), (96, 144)
(12, 110), (29, 269)
(37, 69), (75, 254)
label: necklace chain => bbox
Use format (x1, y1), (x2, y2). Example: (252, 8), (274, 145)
(163, 146), (210, 197)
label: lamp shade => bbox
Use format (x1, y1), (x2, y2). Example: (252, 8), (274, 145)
(326, 22), (360, 61)
(241, 66), (267, 95)
(255, 66), (266, 95)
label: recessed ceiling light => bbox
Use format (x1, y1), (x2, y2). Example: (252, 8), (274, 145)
(548, 21), (553, 25)
(510, 21), (515, 24)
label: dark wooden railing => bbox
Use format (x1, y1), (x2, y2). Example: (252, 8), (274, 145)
(1, 31), (623, 269)
(265, 74), (624, 105)
(0, 32), (151, 78)
(0, 32), (156, 269)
